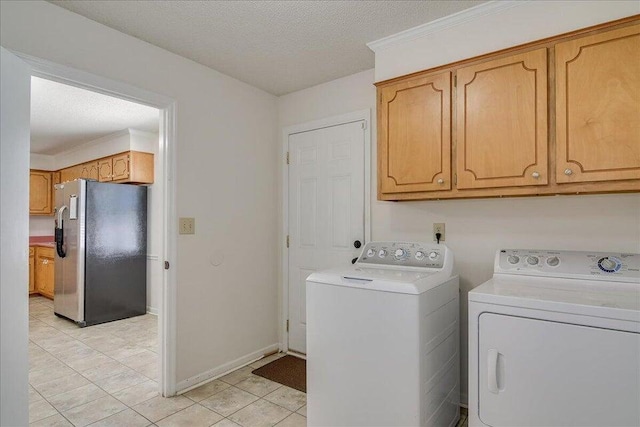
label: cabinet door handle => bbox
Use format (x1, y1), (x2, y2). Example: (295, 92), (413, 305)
(42, 259), (48, 265)
(488, 348), (499, 394)
(437, 178), (444, 184)
(531, 171), (540, 179)
(564, 168), (573, 176)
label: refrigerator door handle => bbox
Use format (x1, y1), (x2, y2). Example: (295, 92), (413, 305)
(55, 205), (67, 258)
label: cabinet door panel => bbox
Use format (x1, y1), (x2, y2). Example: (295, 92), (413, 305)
(29, 171), (52, 214)
(98, 159), (113, 182)
(29, 248), (35, 293)
(556, 24), (640, 183)
(456, 49), (548, 189)
(111, 153), (130, 181)
(379, 72), (451, 194)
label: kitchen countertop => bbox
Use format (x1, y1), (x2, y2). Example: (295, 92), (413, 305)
(29, 236), (55, 248)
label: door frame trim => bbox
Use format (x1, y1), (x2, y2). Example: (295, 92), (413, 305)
(280, 109), (372, 353)
(13, 51), (178, 397)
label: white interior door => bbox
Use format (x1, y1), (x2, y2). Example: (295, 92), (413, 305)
(0, 47), (31, 427)
(287, 121), (365, 354)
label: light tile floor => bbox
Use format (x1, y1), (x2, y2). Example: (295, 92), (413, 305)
(29, 295), (469, 427)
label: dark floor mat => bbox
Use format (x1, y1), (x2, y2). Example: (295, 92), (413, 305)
(252, 355), (306, 393)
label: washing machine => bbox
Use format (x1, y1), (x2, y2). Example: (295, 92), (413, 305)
(469, 249), (640, 427)
(306, 241), (459, 427)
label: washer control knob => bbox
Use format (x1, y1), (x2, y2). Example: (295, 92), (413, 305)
(507, 255), (520, 265)
(394, 248), (407, 260)
(600, 257), (617, 271)
(366, 248), (375, 257)
(378, 249), (387, 258)
(527, 256), (539, 265)
(415, 251), (425, 261)
(428, 251), (439, 260)
(546, 256), (560, 267)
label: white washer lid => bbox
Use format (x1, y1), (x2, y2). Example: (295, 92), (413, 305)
(469, 274), (640, 322)
(307, 265), (453, 295)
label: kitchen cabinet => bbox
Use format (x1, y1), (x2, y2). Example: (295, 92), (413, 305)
(99, 151), (153, 184)
(555, 24), (640, 184)
(456, 48), (548, 190)
(375, 17), (640, 201)
(80, 161), (99, 180)
(58, 151), (154, 184)
(29, 247), (35, 294)
(378, 71), (451, 195)
(60, 164), (82, 183)
(35, 247), (55, 299)
(29, 170), (53, 215)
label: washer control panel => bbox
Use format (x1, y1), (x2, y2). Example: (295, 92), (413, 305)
(358, 242), (445, 268)
(496, 249), (640, 282)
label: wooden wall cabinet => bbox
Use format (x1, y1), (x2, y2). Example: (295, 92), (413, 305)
(29, 170), (53, 215)
(29, 247), (35, 294)
(35, 247), (55, 299)
(98, 158), (113, 182)
(378, 72), (451, 195)
(376, 18), (640, 201)
(80, 161), (99, 180)
(456, 48), (548, 189)
(57, 151), (153, 184)
(555, 24), (640, 184)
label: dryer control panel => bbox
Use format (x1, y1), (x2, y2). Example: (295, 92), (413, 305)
(496, 249), (640, 283)
(357, 242), (446, 269)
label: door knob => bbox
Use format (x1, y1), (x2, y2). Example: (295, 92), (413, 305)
(354, 240), (362, 249)
(351, 257), (358, 264)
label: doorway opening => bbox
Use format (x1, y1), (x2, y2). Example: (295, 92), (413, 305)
(12, 52), (178, 419)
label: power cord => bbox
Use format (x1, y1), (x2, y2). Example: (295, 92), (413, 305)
(436, 232), (442, 244)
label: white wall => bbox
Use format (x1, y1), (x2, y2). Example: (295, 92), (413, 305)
(0, 47), (31, 427)
(2, 0), (279, 391)
(278, 2), (640, 403)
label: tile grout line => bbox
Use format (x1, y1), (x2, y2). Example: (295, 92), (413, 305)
(29, 300), (160, 426)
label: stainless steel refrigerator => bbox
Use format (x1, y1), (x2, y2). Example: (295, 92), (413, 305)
(53, 179), (147, 327)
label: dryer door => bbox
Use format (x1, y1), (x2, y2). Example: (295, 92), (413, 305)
(478, 313), (640, 427)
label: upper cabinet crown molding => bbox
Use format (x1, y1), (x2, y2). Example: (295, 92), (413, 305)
(367, 1), (523, 52)
(555, 24), (640, 183)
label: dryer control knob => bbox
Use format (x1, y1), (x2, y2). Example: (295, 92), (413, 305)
(366, 248), (375, 257)
(394, 249), (407, 260)
(527, 256), (539, 265)
(507, 255), (520, 264)
(415, 251), (425, 261)
(428, 251), (439, 260)
(546, 256), (560, 267)
(378, 249), (387, 258)
(600, 258), (617, 271)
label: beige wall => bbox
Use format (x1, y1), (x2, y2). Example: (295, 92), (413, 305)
(2, 0), (280, 389)
(278, 68), (640, 403)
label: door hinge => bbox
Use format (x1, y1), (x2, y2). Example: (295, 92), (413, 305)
(286, 235), (289, 248)
(454, 173), (458, 185)
(454, 75), (457, 87)
(361, 121), (367, 130)
(379, 93), (382, 103)
(286, 151), (290, 165)
(286, 319), (289, 332)
(164, 261), (170, 270)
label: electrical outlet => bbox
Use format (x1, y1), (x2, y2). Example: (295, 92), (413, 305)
(433, 223), (445, 242)
(179, 217), (195, 235)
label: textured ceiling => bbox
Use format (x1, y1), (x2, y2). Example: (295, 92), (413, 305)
(48, 0), (486, 95)
(31, 77), (159, 155)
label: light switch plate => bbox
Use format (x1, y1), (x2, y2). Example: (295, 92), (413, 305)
(179, 217), (195, 235)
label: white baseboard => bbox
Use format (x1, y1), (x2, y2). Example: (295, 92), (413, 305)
(146, 306), (158, 315)
(176, 343), (280, 394)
